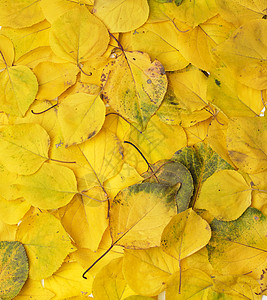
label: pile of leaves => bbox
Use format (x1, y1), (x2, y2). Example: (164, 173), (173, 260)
(0, 0), (266, 299)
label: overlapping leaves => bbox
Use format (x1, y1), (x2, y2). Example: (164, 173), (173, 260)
(0, 0), (266, 299)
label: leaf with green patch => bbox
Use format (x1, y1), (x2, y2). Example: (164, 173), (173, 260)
(101, 50), (167, 130)
(172, 142), (234, 207)
(207, 208), (267, 275)
(0, 241), (28, 300)
(142, 160), (194, 213)
(110, 182), (178, 248)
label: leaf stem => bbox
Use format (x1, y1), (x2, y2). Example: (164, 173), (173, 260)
(31, 103), (58, 115)
(123, 141), (159, 183)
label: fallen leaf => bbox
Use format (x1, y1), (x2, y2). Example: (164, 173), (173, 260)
(16, 213), (76, 280)
(0, 241), (28, 300)
(195, 170), (252, 221)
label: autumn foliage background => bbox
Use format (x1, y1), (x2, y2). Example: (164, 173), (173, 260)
(0, 0), (267, 299)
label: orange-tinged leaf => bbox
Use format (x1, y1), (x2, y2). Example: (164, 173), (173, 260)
(207, 208), (267, 275)
(93, 0), (149, 33)
(44, 262), (93, 300)
(0, 35), (14, 68)
(14, 162), (77, 210)
(92, 257), (136, 300)
(123, 247), (179, 296)
(215, 19), (267, 90)
(49, 7), (109, 64)
(16, 213), (76, 280)
(227, 116), (267, 174)
(0, 0), (44, 28)
(34, 62), (79, 100)
(0, 66), (38, 117)
(0, 241), (28, 300)
(161, 208), (211, 260)
(59, 194), (108, 251)
(195, 170), (252, 221)
(0, 123), (50, 175)
(110, 182), (178, 248)
(58, 93), (106, 147)
(102, 51), (168, 130)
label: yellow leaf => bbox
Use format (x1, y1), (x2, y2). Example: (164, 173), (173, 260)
(0, 66), (38, 117)
(16, 213), (76, 280)
(58, 93), (105, 147)
(208, 208), (267, 275)
(102, 51), (168, 130)
(49, 7), (109, 64)
(215, 19), (267, 90)
(252, 191), (267, 216)
(13, 278), (55, 299)
(0, 0), (44, 28)
(59, 194), (108, 251)
(148, 15), (233, 72)
(14, 162), (77, 210)
(0, 163), (20, 200)
(123, 247), (179, 296)
(210, 69), (263, 118)
(41, 0), (94, 24)
(92, 257), (135, 300)
(0, 221), (16, 243)
(125, 115), (187, 173)
(79, 56), (109, 86)
(205, 113), (238, 168)
(44, 262), (93, 300)
(216, 0), (267, 26)
(159, 0), (218, 27)
(73, 230), (124, 277)
(121, 27), (188, 71)
(196, 170), (252, 221)
(212, 274), (262, 300)
(166, 269), (213, 299)
(0, 35), (14, 69)
(34, 62), (79, 100)
(0, 123), (50, 175)
(104, 163), (143, 200)
(1, 21), (50, 61)
(181, 247), (215, 276)
(16, 46), (66, 69)
(77, 128), (124, 191)
(110, 182), (178, 248)
(156, 69), (211, 126)
(93, 0), (149, 33)
(0, 197), (31, 225)
(161, 208), (211, 260)
(227, 116), (267, 174)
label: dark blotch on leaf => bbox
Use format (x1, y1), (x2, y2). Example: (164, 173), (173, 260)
(215, 79), (221, 86)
